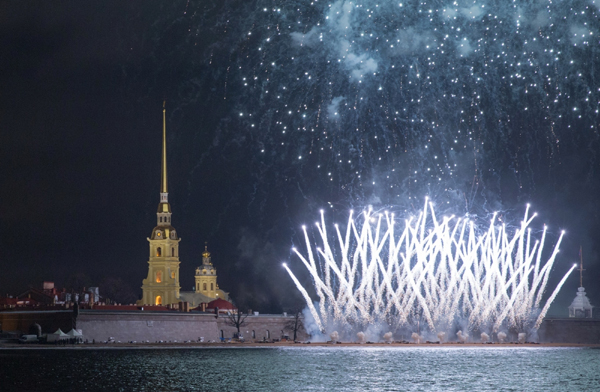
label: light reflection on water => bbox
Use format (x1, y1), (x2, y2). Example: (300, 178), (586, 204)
(0, 347), (599, 391)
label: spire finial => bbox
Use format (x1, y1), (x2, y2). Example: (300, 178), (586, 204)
(161, 101), (168, 195)
(202, 242), (211, 262)
(579, 245), (585, 288)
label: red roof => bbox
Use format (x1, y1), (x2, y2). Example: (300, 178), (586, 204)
(0, 297), (39, 306)
(206, 298), (236, 310)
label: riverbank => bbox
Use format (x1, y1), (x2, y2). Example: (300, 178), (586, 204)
(2, 341), (599, 349)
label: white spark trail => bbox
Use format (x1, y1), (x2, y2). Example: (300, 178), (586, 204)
(285, 202), (574, 333)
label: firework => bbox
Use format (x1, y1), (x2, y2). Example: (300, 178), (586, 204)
(285, 198), (575, 333)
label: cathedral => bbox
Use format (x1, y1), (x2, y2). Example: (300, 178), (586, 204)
(139, 104), (228, 307)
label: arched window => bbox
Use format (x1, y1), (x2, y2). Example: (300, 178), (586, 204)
(171, 271), (175, 279)
(203, 283), (207, 291)
(172, 248), (175, 257)
(156, 247), (162, 257)
(155, 295), (162, 305)
(156, 271), (162, 283)
(211, 283), (214, 291)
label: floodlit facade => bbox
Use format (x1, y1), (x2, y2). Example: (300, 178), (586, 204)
(139, 104), (227, 307)
(140, 104), (181, 306)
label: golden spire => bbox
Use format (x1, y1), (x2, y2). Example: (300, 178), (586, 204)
(161, 101), (168, 194)
(156, 102), (171, 215)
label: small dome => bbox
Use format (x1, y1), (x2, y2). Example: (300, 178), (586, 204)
(196, 264), (216, 275)
(206, 298), (235, 310)
(151, 225), (178, 240)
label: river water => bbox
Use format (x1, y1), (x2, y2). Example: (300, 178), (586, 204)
(1, 346), (599, 391)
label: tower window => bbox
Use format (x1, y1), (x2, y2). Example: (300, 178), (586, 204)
(155, 295), (162, 305)
(203, 283), (207, 291)
(171, 271), (175, 279)
(156, 271), (162, 283)
(160, 217), (162, 222)
(172, 248), (175, 257)
(211, 283), (214, 291)
(157, 247), (162, 257)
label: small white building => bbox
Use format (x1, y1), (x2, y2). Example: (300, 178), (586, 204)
(568, 287), (593, 318)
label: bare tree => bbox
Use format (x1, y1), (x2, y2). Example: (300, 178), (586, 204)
(285, 309), (305, 342)
(224, 300), (248, 338)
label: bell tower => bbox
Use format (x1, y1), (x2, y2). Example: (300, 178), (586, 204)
(141, 102), (181, 306)
(194, 244), (219, 299)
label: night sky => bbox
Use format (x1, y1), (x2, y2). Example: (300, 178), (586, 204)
(2, 1), (600, 315)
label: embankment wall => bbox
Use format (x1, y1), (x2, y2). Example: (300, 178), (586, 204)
(0, 310), (308, 342)
(538, 318), (600, 344)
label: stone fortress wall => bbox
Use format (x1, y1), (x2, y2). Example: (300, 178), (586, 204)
(538, 318), (600, 344)
(77, 311), (221, 342)
(2, 310), (599, 343)
(0, 310), (309, 343)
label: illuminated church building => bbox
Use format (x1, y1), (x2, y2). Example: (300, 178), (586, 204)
(140, 105), (228, 307)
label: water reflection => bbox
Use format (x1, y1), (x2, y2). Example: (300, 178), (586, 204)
(0, 347), (598, 391)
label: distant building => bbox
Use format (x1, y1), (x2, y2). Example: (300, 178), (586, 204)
(139, 104), (228, 306)
(179, 246), (229, 308)
(568, 287), (593, 318)
(17, 287), (54, 305)
(1, 282), (102, 310)
(569, 249), (593, 318)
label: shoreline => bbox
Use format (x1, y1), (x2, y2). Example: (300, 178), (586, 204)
(1, 342), (599, 350)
